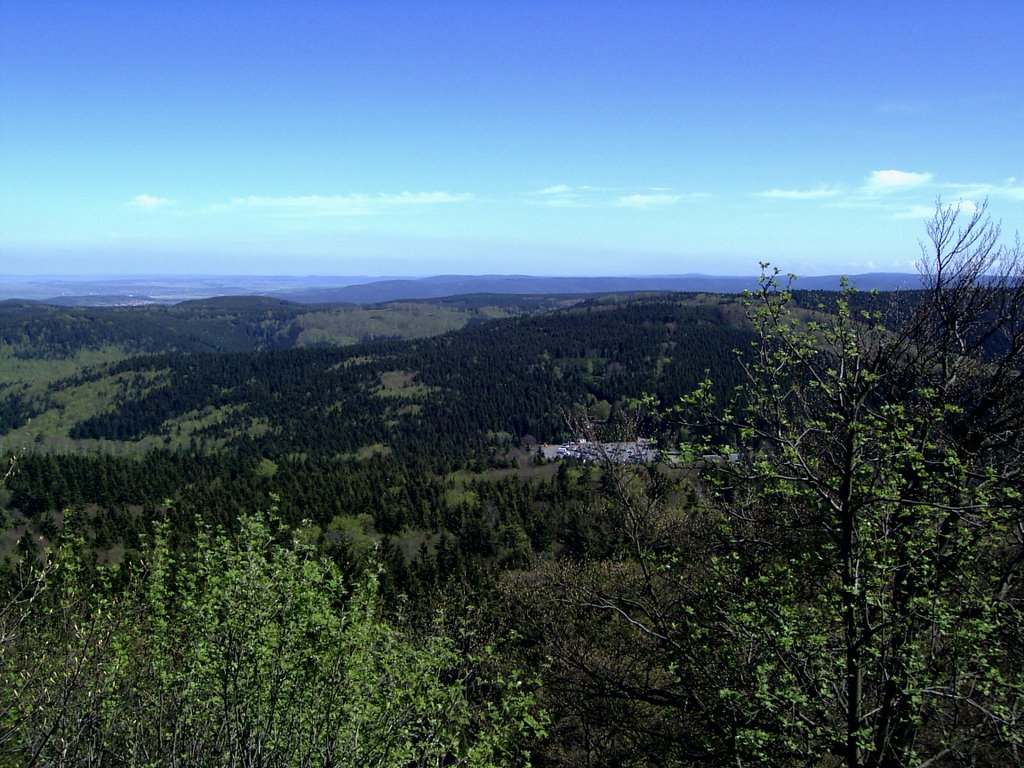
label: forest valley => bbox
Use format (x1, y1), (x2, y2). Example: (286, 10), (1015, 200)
(1, 202), (1022, 767)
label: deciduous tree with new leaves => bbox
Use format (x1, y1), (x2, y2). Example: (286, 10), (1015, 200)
(684, 199), (1024, 766)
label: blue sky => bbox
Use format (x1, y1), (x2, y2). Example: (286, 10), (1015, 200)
(2, 1), (1022, 276)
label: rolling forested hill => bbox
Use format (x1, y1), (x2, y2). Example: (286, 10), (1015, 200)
(0, 293), (580, 359)
(1, 293), (753, 457)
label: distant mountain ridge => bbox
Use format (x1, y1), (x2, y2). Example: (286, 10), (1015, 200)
(276, 273), (920, 304)
(0, 273), (922, 306)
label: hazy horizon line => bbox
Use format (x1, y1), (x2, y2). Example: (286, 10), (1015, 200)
(0, 270), (920, 280)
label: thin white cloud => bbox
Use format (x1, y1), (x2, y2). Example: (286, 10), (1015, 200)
(131, 194), (173, 208)
(864, 169), (934, 192)
(614, 193), (681, 209)
(227, 191), (473, 217)
(942, 179), (1024, 202)
(528, 185), (703, 209)
(752, 171), (1019, 223)
(757, 185), (843, 200)
(530, 184), (592, 207)
(534, 184), (573, 196)
(532, 184), (615, 194)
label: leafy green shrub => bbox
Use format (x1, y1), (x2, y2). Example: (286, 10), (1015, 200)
(1, 514), (544, 767)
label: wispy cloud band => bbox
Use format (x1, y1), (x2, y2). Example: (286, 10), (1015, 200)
(530, 184), (704, 209)
(864, 169), (934, 192)
(756, 185), (843, 200)
(754, 169), (1024, 222)
(130, 194), (174, 208)
(226, 191), (474, 217)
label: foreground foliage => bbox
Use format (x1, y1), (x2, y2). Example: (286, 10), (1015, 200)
(0, 514), (543, 767)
